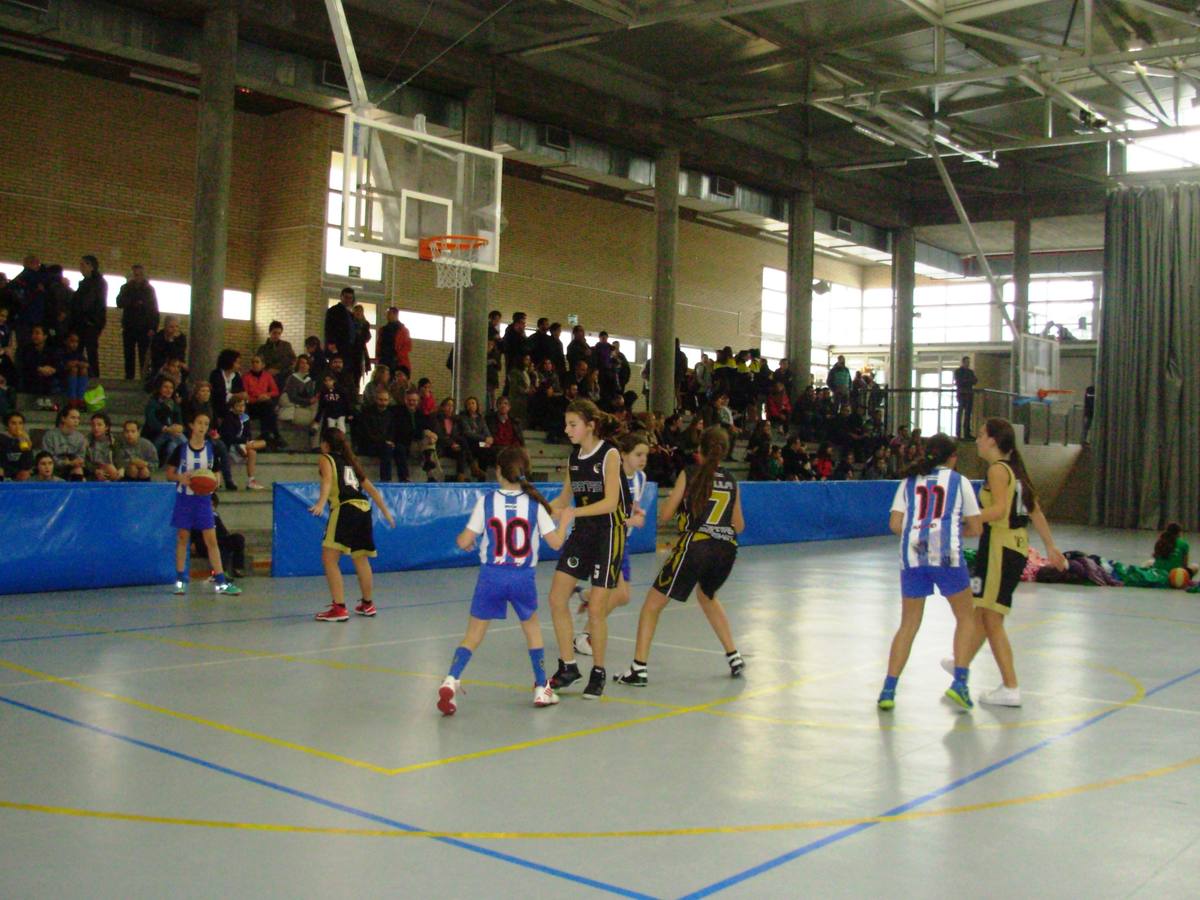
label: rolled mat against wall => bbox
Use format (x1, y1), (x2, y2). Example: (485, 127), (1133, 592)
(0, 483), (177, 595)
(271, 481), (660, 578)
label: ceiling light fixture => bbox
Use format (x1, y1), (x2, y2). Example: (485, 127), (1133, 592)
(852, 124), (897, 147)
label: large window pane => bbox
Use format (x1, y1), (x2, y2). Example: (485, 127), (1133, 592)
(762, 267), (787, 292)
(325, 227), (383, 281)
(399, 310), (445, 342)
(222, 290), (252, 322)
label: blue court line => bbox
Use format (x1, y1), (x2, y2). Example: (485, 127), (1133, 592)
(0, 578), (660, 645)
(678, 663), (1200, 899)
(0, 693), (656, 900)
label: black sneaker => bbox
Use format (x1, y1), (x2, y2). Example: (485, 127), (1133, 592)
(727, 651), (746, 678)
(614, 666), (647, 687)
(582, 666), (606, 700)
(549, 659), (582, 691)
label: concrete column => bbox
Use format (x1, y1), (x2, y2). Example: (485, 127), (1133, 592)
(891, 227), (916, 431)
(651, 147), (680, 416)
(785, 190), (814, 398)
(1011, 216), (1032, 394)
(188, 0), (237, 380)
(454, 85), (495, 410)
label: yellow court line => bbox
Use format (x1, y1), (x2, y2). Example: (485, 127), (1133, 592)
(0, 658), (392, 774)
(4, 754), (1197, 839)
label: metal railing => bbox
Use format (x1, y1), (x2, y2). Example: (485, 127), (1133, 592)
(881, 387), (1086, 446)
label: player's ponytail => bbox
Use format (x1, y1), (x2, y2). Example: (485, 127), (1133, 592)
(566, 398), (619, 440)
(321, 427), (368, 485)
(498, 445), (553, 516)
(687, 426), (729, 520)
(984, 417), (1037, 513)
(900, 432), (956, 479)
(1155, 522), (1183, 560)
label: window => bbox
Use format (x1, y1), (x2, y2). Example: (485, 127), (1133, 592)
(913, 281), (993, 343)
(326, 152), (384, 282)
(1126, 105), (1200, 173)
(1002, 277), (1098, 341)
(393, 308), (453, 343)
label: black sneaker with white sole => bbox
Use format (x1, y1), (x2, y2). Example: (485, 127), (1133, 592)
(549, 659), (582, 691)
(727, 651), (745, 678)
(581, 666), (606, 700)
(614, 666), (648, 687)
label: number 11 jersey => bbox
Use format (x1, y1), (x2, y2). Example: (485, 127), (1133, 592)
(891, 467), (980, 569)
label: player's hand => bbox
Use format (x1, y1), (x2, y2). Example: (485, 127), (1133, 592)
(308, 502), (324, 516)
(1048, 548), (1067, 571)
(630, 511), (646, 529)
(382, 509), (396, 528)
(557, 506), (575, 527)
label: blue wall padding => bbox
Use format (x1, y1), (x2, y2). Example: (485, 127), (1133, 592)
(271, 481), (659, 578)
(736, 481), (901, 546)
(0, 483), (177, 595)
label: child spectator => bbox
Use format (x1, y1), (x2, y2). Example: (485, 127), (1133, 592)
(219, 396), (267, 490)
(0, 411), (34, 481)
(327, 355), (358, 407)
(19, 324), (60, 409)
(41, 406), (87, 480)
(85, 412), (120, 481)
(317, 372), (351, 434)
(765, 382), (791, 430)
(767, 446), (785, 480)
(416, 378), (437, 418)
(781, 435), (812, 481)
(812, 442), (834, 481)
(355, 386), (401, 482)
(113, 420), (157, 481)
(1151, 523), (1199, 576)
(146, 357), (187, 401)
(280, 354), (318, 428)
(144, 376), (186, 461)
(192, 493), (247, 579)
(713, 392), (740, 445)
(32, 451), (64, 482)
(243, 354), (285, 450)
(60, 332), (89, 409)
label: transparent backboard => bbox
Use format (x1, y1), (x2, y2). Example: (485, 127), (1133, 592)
(341, 114), (502, 272)
(1017, 333), (1059, 395)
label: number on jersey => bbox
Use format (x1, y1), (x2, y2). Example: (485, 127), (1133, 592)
(487, 516), (532, 560)
(912, 483), (946, 526)
(343, 466), (360, 490)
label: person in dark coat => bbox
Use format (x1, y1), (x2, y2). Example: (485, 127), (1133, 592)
(115, 264), (159, 379)
(323, 286), (356, 361)
(208, 349), (246, 421)
(71, 255), (107, 378)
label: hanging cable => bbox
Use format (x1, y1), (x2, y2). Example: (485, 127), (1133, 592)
(370, 0), (436, 105)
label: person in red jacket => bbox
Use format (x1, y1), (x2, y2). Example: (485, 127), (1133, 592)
(243, 354), (286, 450)
(394, 318), (412, 379)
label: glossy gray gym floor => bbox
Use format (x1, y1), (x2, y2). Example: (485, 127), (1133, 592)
(1, 525), (1196, 899)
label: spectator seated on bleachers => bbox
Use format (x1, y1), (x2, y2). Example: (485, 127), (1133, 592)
(355, 385), (404, 483)
(257, 320), (295, 381)
(219, 396), (267, 491)
(0, 410), (34, 481)
(457, 396), (495, 481)
(19, 324), (60, 409)
(393, 387), (437, 480)
(143, 376), (186, 462)
(31, 450), (64, 482)
(279, 354), (318, 428)
(84, 411), (120, 481)
(148, 317), (187, 375)
(486, 396), (523, 451)
(431, 397), (467, 481)
(41, 406), (87, 481)
(113, 420), (157, 481)
(243, 355), (285, 450)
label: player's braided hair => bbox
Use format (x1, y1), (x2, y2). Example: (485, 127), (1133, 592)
(901, 433), (957, 479)
(687, 426), (729, 520)
(497, 445), (553, 515)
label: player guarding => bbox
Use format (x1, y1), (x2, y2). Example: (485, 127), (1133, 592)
(437, 446), (574, 715)
(615, 426), (745, 687)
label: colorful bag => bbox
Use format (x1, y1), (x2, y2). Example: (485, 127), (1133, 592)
(83, 383), (107, 413)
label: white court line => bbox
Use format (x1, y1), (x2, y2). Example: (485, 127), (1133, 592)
(1020, 690), (1200, 717)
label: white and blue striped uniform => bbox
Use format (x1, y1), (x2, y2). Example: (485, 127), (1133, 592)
(625, 469), (647, 535)
(168, 440), (217, 531)
(466, 489), (557, 621)
(890, 467), (980, 597)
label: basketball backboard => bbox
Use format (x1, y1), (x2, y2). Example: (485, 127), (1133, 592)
(1017, 333), (1059, 396)
(341, 114), (503, 273)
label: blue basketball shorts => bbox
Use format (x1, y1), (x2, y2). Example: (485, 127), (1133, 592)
(171, 493), (215, 532)
(900, 564), (971, 599)
(470, 566), (539, 621)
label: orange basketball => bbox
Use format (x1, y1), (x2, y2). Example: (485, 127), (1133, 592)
(1168, 568), (1190, 589)
(189, 468), (219, 496)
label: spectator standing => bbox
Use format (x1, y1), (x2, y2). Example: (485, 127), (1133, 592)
(548, 322), (568, 384)
(507, 354), (534, 424)
(953, 356), (978, 439)
(257, 321), (296, 380)
(529, 318), (555, 369)
(323, 287), (356, 362)
(566, 325), (591, 376)
(71, 255), (107, 378)
(115, 264), (158, 379)
(11, 254), (49, 343)
(42, 406), (87, 480)
(393, 315), (412, 378)
(772, 358), (794, 397)
(349, 304), (372, 390)
(486, 337), (502, 411)
(0, 411), (33, 481)
(502, 312), (529, 384)
(208, 349), (246, 422)
(613, 341), (631, 395)
(827, 355), (851, 403)
(487, 310), (503, 343)
(44, 265), (72, 344)
(0, 306), (15, 388)
(243, 355), (285, 449)
(1082, 384), (1095, 444)
(149, 317), (187, 374)
(375, 307), (400, 375)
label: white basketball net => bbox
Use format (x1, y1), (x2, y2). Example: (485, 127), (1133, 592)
(434, 255), (475, 290)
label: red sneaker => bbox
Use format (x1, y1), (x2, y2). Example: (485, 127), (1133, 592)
(354, 600), (377, 617)
(315, 604), (349, 622)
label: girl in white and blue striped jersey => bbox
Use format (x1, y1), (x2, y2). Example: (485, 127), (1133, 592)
(438, 446), (574, 716)
(878, 433), (982, 712)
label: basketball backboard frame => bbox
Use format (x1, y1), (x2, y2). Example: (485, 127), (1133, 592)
(340, 113), (503, 273)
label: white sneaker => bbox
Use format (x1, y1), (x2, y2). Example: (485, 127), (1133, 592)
(940, 657), (956, 676)
(173, 580), (187, 595)
(247, 478), (267, 491)
(980, 685), (1022, 707)
(533, 684), (559, 707)
(437, 676), (459, 716)
(573, 632), (593, 656)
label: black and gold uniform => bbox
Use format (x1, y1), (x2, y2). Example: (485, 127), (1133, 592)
(556, 439), (628, 588)
(971, 460), (1028, 614)
(654, 465), (739, 603)
(321, 451), (376, 558)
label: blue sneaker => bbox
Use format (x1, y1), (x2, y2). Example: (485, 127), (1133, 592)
(877, 689), (895, 710)
(945, 680), (973, 711)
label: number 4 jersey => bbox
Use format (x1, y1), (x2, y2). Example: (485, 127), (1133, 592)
(467, 489), (557, 568)
(891, 467), (980, 569)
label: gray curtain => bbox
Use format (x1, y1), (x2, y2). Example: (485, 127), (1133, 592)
(1093, 183), (1200, 530)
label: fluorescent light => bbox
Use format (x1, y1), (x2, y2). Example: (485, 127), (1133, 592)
(130, 72), (199, 95)
(516, 34), (603, 56)
(542, 172), (592, 191)
(0, 40), (66, 62)
(698, 107), (782, 122)
(853, 124), (896, 147)
(696, 215), (738, 229)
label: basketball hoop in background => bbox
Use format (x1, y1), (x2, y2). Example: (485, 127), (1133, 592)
(419, 235), (488, 290)
(1036, 388), (1075, 414)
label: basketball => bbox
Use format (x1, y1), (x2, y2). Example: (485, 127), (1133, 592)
(189, 468), (219, 496)
(1169, 568), (1190, 589)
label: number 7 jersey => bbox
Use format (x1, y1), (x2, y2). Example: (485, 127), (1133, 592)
(891, 467), (980, 569)
(679, 465), (739, 544)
